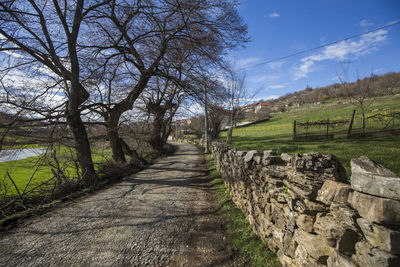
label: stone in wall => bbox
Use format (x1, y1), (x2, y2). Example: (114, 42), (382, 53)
(351, 156), (400, 200)
(316, 180), (351, 205)
(327, 250), (359, 267)
(354, 240), (400, 267)
(284, 153), (348, 201)
(244, 150), (259, 163)
(263, 150), (284, 166)
(283, 178), (320, 200)
(281, 153), (292, 164)
(313, 205), (359, 255)
(349, 190), (400, 225)
(293, 229), (333, 263)
(296, 214), (314, 232)
(357, 218), (400, 255)
(292, 152), (347, 182)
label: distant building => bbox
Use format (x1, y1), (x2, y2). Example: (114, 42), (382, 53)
(173, 117), (195, 127)
(254, 101), (272, 114)
(235, 101), (271, 122)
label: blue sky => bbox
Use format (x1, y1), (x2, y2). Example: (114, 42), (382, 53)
(230, 0), (400, 101)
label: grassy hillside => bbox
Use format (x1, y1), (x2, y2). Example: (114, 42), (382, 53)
(221, 95), (400, 175)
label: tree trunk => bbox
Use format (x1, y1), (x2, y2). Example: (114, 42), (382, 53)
(120, 138), (147, 168)
(106, 122), (126, 163)
(204, 89), (209, 153)
(106, 73), (152, 160)
(104, 109), (128, 163)
(65, 107), (97, 186)
(226, 111), (234, 145)
(347, 110), (356, 138)
(149, 115), (165, 152)
(226, 127), (233, 145)
(65, 1), (97, 186)
(362, 111), (366, 134)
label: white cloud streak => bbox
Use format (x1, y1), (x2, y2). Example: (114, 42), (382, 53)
(236, 57), (260, 69)
(248, 73), (280, 83)
(268, 12), (280, 18)
(268, 84), (285, 89)
(293, 29), (388, 80)
(360, 19), (373, 27)
(267, 60), (284, 69)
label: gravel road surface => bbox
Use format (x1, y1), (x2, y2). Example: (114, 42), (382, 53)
(0, 143), (245, 267)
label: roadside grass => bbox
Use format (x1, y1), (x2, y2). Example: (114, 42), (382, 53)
(206, 154), (280, 267)
(221, 95), (400, 175)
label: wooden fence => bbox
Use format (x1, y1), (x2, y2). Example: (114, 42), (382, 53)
(293, 109), (400, 140)
(293, 118), (349, 140)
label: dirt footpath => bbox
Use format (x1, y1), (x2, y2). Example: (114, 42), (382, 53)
(0, 143), (245, 267)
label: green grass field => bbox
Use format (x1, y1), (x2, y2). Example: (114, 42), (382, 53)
(221, 95), (400, 175)
(0, 145), (112, 195)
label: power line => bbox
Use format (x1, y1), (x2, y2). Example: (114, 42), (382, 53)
(240, 21), (400, 71)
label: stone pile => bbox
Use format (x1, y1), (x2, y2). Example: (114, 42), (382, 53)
(212, 142), (400, 267)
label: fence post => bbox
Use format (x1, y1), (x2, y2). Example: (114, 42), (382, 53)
(306, 121), (309, 137)
(393, 111), (395, 129)
(326, 119), (329, 139)
(293, 120), (297, 140)
(347, 109), (356, 138)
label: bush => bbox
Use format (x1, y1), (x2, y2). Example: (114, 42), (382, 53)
(97, 161), (138, 182)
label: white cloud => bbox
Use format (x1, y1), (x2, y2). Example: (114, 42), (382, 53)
(293, 29), (388, 80)
(294, 60), (314, 80)
(0, 50), (25, 59)
(267, 60), (284, 69)
(268, 12), (280, 18)
(0, 67), (67, 109)
(360, 19), (373, 27)
(236, 57), (260, 69)
(387, 20), (399, 26)
(249, 73), (280, 83)
(184, 103), (203, 116)
(268, 84), (285, 89)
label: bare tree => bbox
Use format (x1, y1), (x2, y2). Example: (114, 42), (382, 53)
(0, 1), (113, 184)
(225, 69), (246, 145)
(142, 75), (185, 153)
(84, 0), (248, 162)
(187, 116), (205, 139)
(339, 63), (377, 134)
(208, 103), (227, 140)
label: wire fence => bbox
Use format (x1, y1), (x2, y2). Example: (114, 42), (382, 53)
(294, 109), (400, 140)
(350, 110), (400, 137)
(221, 109), (400, 140)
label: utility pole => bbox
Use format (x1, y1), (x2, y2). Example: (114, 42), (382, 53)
(204, 85), (210, 153)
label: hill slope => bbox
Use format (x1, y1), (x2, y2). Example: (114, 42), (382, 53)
(221, 95), (400, 175)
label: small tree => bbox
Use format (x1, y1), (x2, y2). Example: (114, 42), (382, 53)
(208, 103), (227, 140)
(339, 63), (376, 134)
(142, 75), (185, 153)
(225, 70), (246, 145)
(187, 116), (205, 139)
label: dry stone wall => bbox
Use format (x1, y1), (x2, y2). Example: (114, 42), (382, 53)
(211, 142), (400, 267)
